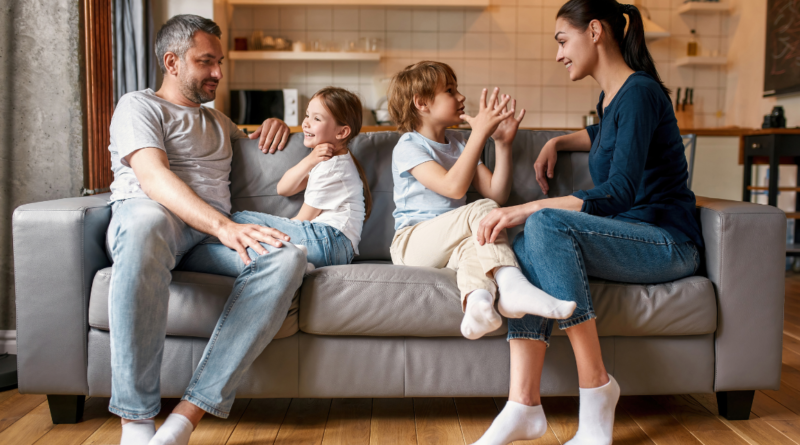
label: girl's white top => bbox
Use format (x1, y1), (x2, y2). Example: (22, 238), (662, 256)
(305, 153), (366, 254)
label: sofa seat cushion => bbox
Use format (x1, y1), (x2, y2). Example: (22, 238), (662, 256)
(88, 267), (299, 340)
(299, 264), (717, 337)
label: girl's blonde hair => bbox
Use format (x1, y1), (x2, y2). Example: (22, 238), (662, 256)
(387, 61), (458, 133)
(310, 87), (373, 221)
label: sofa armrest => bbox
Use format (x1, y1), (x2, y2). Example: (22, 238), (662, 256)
(696, 197), (786, 392)
(13, 195), (112, 395)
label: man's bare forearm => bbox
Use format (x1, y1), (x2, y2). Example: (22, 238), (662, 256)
(141, 169), (231, 236)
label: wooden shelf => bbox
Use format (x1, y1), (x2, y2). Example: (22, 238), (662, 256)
(228, 0), (489, 6)
(229, 51), (381, 61)
(676, 56), (727, 67)
(787, 213), (800, 219)
(677, 2), (731, 14)
(748, 186), (800, 192)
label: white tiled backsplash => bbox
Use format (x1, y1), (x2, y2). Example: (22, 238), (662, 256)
(227, 0), (729, 128)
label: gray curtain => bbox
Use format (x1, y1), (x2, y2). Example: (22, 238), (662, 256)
(114, 0), (157, 103)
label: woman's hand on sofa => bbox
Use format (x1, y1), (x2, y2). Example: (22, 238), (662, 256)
(477, 203), (537, 245)
(534, 141), (558, 195)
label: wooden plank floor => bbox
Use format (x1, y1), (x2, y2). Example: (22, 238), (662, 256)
(5, 274), (800, 444)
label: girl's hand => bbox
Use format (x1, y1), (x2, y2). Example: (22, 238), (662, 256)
(491, 99), (526, 147)
(533, 141), (558, 195)
(306, 143), (335, 166)
(460, 88), (516, 140)
(477, 203), (537, 245)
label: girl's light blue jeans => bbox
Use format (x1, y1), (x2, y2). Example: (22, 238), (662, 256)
(509, 208), (699, 345)
(106, 198), (307, 420)
(231, 211), (354, 268)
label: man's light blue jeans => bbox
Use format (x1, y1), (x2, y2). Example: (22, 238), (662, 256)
(509, 208), (700, 345)
(106, 198), (306, 420)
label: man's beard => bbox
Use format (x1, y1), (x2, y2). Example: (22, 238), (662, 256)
(179, 72), (217, 104)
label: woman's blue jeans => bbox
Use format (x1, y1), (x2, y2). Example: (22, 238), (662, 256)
(231, 211), (354, 268)
(509, 208), (699, 345)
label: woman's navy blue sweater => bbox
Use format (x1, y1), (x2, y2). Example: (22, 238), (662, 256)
(571, 71), (703, 248)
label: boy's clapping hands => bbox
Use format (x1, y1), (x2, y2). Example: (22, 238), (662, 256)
(459, 88), (521, 140)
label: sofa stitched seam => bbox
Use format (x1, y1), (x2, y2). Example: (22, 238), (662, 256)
(97, 270), (234, 289)
(306, 277), (453, 287)
(81, 208), (89, 394)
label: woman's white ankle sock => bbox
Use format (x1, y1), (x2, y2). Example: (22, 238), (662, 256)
(120, 419), (155, 445)
(148, 413), (194, 445)
(566, 375), (621, 445)
(494, 266), (577, 319)
(461, 289), (502, 340)
(472, 401), (548, 445)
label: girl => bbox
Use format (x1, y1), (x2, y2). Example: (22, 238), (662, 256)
(387, 61), (577, 341)
(232, 87), (371, 269)
(473, 1), (702, 444)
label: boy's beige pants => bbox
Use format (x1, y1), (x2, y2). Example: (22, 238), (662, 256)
(390, 199), (519, 310)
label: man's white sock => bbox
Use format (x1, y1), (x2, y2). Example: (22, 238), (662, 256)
(148, 413), (194, 445)
(566, 375), (621, 445)
(495, 266), (576, 319)
(471, 401), (548, 445)
(461, 289), (502, 340)
(120, 419), (155, 445)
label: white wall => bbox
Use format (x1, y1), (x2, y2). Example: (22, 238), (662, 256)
(224, 0), (729, 127)
(725, 0), (800, 128)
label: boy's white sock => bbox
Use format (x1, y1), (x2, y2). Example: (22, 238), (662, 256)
(471, 401), (548, 445)
(566, 375), (621, 445)
(148, 413), (194, 445)
(120, 419), (155, 445)
(461, 289), (502, 340)
(495, 266), (577, 319)
(292, 243), (315, 274)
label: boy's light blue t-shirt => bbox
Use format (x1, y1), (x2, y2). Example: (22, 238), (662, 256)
(391, 130), (480, 231)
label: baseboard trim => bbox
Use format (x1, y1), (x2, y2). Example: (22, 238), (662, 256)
(0, 330), (17, 355)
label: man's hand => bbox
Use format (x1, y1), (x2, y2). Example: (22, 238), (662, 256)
(248, 118), (291, 154)
(217, 221), (291, 265)
(460, 88), (516, 140)
(477, 203), (537, 245)
(491, 99), (526, 147)
(306, 143), (335, 166)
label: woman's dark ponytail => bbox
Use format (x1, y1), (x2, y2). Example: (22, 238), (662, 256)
(557, 0), (670, 98)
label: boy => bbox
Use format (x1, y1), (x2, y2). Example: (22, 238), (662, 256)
(387, 61), (576, 340)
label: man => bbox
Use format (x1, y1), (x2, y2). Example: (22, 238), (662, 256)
(106, 15), (306, 445)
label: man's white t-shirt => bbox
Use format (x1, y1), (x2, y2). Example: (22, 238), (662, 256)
(304, 153), (366, 254)
(108, 89), (245, 215)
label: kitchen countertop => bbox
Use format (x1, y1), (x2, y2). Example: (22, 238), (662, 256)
(238, 124), (797, 137)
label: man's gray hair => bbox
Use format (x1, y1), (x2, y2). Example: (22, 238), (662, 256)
(155, 14), (221, 74)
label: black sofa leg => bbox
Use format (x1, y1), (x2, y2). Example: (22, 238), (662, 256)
(716, 390), (755, 420)
(47, 395), (85, 424)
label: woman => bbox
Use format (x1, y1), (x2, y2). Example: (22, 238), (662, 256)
(472, 1), (703, 445)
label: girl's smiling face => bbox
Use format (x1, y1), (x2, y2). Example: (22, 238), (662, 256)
(302, 96), (348, 148)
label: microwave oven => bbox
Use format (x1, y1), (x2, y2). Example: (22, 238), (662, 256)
(230, 89), (299, 126)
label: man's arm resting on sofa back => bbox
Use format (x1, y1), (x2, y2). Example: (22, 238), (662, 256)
(127, 147), (288, 264)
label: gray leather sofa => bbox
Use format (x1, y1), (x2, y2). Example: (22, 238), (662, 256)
(13, 130), (786, 424)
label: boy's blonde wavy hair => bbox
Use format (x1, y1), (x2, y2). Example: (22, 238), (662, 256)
(387, 61), (458, 134)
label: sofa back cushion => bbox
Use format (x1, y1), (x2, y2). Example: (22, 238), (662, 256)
(229, 129), (588, 261)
